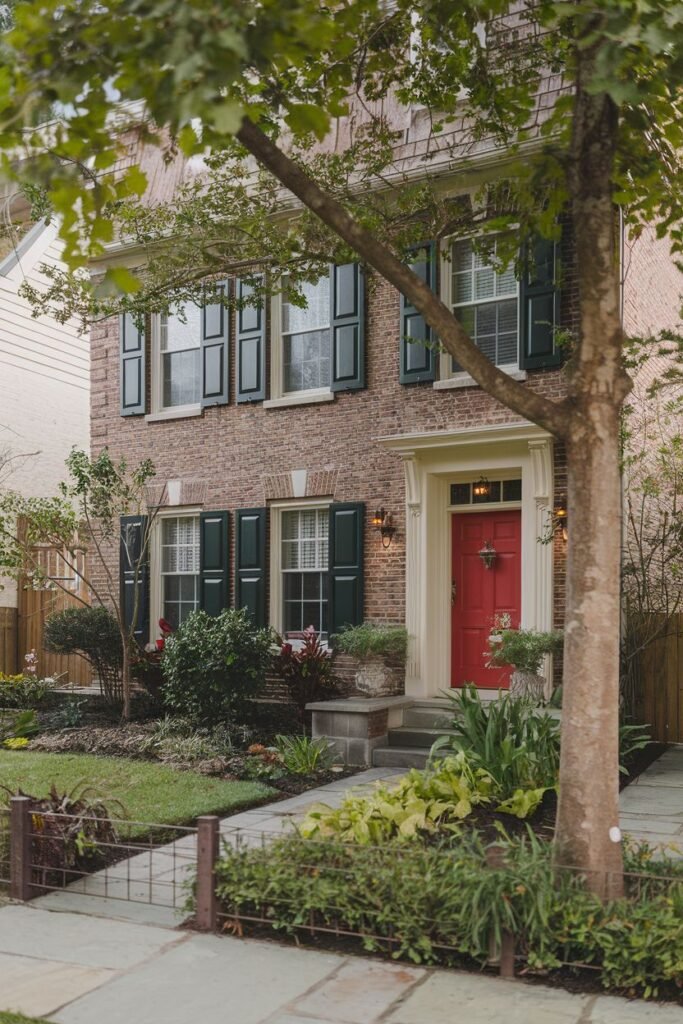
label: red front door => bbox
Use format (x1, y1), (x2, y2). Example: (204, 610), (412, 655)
(451, 509), (522, 688)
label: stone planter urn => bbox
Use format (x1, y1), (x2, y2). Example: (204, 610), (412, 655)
(354, 654), (403, 697)
(509, 670), (546, 702)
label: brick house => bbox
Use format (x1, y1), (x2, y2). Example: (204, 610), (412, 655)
(89, 116), (681, 762)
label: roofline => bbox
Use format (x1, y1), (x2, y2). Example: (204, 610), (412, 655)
(0, 219), (49, 277)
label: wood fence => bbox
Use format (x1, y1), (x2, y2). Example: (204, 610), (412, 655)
(636, 613), (683, 743)
(0, 606), (18, 675)
(16, 543), (92, 686)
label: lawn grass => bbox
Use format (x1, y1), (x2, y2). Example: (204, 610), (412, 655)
(0, 750), (274, 830)
(0, 1015), (47, 1024)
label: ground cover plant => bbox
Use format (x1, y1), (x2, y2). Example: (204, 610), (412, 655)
(0, 751), (273, 834)
(212, 831), (683, 999)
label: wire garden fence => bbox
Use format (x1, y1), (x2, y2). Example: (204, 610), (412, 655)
(1, 798), (682, 986)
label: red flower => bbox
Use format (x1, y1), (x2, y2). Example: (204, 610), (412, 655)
(155, 637), (165, 651)
(158, 618), (174, 635)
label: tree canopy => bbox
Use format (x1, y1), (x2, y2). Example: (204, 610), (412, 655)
(2, 0), (683, 893)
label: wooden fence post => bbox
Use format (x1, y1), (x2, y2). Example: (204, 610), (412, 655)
(486, 844), (516, 979)
(195, 815), (219, 932)
(9, 796), (32, 901)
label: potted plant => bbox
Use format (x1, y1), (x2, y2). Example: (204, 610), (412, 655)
(486, 627), (563, 702)
(333, 623), (409, 697)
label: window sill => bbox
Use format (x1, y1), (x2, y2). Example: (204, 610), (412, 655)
(145, 405), (203, 423)
(263, 391), (335, 410)
(433, 369), (527, 391)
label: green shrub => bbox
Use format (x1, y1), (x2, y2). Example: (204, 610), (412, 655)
(275, 627), (336, 726)
(333, 622), (408, 660)
(0, 709), (39, 746)
(432, 685), (560, 795)
(161, 608), (273, 725)
(487, 628), (563, 675)
(212, 831), (683, 993)
(275, 734), (334, 774)
(44, 606), (122, 704)
(0, 672), (53, 708)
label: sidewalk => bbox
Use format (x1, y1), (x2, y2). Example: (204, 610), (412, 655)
(1, 902), (682, 1023)
(620, 745), (683, 854)
(33, 767), (405, 926)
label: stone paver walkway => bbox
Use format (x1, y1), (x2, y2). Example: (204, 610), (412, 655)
(620, 745), (683, 856)
(0, 903), (682, 1023)
(34, 767), (404, 926)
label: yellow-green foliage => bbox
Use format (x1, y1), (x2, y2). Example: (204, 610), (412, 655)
(300, 753), (494, 843)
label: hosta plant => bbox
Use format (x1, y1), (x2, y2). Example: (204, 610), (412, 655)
(300, 753), (494, 843)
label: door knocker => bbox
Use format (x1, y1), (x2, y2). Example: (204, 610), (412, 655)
(478, 540), (497, 569)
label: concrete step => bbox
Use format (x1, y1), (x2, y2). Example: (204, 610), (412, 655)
(373, 746), (430, 769)
(387, 726), (456, 749)
(402, 706), (454, 729)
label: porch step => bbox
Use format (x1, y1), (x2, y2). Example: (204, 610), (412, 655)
(373, 746), (430, 769)
(387, 726), (456, 749)
(402, 706), (454, 729)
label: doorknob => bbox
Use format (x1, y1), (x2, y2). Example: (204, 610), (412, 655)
(451, 580), (457, 605)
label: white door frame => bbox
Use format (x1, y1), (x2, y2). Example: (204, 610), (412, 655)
(376, 422), (554, 697)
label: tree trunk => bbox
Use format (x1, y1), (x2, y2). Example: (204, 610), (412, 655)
(554, 417), (624, 898)
(554, 51), (631, 898)
(121, 635), (131, 722)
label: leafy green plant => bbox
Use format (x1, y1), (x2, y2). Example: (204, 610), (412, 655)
(0, 672), (54, 709)
(432, 685), (560, 797)
(619, 721), (652, 774)
(212, 830), (683, 992)
(275, 734), (334, 774)
(53, 696), (87, 729)
(44, 605), (123, 705)
(275, 626), (336, 727)
(333, 623), (409, 661)
(161, 608), (273, 725)
(0, 782), (122, 888)
(0, 709), (39, 745)
(300, 753), (495, 843)
(487, 628), (563, 675)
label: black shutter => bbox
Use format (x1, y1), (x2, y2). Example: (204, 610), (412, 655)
(399, 243), (437, 384)
(120, 515), (149, 645)
(201, 281), (229, 407)
(328, 503), (364, 638)
(200, 511), (230, 616)
(236, 275), (266, 403)
(120, 314), (146, 415)
(520, 238), (561, 370)
(330, 262), (365, 391)
(235, 508), (267, 626)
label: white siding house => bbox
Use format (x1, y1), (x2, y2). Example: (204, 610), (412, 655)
(0, 219), (89, 614)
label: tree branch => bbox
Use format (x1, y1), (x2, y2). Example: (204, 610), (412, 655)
(236, 117), (573, 439)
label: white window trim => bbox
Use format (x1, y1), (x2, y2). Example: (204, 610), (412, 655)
(149, 313), (202, 418)
(268, 291), (335, 405)
(436, 236), (524, 386)
(268, 498), (332, 638)
(149, 506), (202, 644)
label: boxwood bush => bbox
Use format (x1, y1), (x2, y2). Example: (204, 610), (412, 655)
(212, 832), (683, 997)
(161, 608), (273, 724)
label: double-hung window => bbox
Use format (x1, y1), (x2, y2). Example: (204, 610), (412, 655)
(161, 515), (200, 628)
(281, 277), (332, 394)
(159, 304), (202, 409)
(281, 508), (329, 636)
(450, 238), (518, 373)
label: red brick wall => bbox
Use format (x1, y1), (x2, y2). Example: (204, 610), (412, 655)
(91, 254), (577, 695)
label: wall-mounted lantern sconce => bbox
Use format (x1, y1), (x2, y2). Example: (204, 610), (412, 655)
(554, 506), (568, 542)
(372, 508), (396, 549)
(478, 540), (497, 569)
(472, 476), (491, 499)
